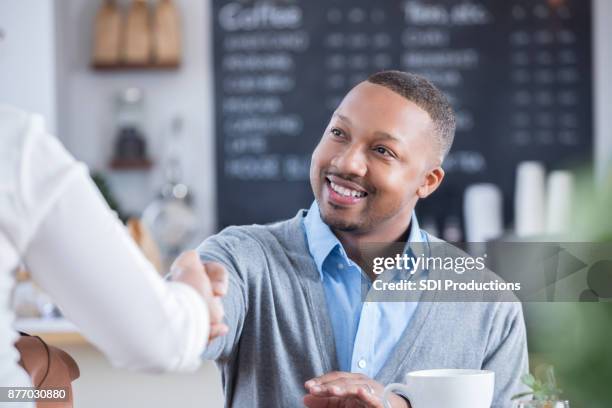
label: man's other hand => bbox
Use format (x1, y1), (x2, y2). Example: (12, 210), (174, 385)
(170, 250), (229, 341)
(304, 371), (410, 408)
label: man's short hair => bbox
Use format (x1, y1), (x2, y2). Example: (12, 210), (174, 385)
(367, 70), (456, 158)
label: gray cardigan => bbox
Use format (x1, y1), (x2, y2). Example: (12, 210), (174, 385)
(197, 210), (528, 407)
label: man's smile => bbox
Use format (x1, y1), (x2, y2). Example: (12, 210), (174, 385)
(324, 175), (369, 207)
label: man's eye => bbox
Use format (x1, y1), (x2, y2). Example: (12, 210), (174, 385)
(374, 146), (393, 156)
(330, 128), (343, 137)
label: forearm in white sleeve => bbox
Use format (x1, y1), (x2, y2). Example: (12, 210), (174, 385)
(16, 120), (209, 372)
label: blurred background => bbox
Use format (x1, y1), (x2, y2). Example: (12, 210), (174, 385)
(1, 0), (611, 407)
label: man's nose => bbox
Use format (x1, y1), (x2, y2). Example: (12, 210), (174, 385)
(331, 145), (367, 177)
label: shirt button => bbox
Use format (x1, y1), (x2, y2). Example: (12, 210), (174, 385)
(358, 359), (367, 369)
(338, 263), (344, 269)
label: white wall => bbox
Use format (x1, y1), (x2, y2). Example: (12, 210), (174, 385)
(0, 0), (58, 134)
(55, 0), (217, 237)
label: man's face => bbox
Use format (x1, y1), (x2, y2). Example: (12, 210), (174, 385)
(310, 81), (440, 233)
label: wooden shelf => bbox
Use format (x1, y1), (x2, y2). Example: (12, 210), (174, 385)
(109, 158), (153, 170)
(92, 62), (180, 71)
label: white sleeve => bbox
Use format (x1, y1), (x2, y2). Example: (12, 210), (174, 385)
(1, 106), (209, 373)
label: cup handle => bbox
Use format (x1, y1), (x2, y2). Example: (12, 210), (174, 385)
(383, 383), (413, 408)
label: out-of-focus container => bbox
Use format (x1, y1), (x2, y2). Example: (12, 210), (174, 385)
(515, 161), (546, 237)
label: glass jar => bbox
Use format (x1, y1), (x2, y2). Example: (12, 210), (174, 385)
(111, 87), (151, 168)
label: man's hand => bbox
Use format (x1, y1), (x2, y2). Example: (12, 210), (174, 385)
(170, 250), (229, 341)
(304, 372), (409, 408)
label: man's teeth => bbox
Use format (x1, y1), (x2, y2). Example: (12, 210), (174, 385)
(330, 181), (366, 198)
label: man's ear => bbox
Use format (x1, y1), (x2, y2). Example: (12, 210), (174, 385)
(416, 166), (445, 199)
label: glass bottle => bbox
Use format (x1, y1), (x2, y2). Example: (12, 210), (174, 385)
(142, 116), (196, 266)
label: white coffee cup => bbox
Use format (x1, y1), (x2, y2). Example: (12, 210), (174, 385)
(383, 369), (494, 408)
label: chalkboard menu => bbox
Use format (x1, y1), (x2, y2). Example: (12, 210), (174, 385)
(212, 0), (592, 231)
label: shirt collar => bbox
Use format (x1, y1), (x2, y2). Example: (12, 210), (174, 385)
(302, 201), (423, 280)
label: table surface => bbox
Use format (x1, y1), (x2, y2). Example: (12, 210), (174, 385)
(13, 317), (87, 346)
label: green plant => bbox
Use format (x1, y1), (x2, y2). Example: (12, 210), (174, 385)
(512, 365), (563, 402)
(91, 172), (125, 221)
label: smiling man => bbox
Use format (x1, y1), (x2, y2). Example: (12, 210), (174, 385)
(197, 71), (528, 408)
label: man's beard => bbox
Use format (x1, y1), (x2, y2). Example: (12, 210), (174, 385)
(319, 202), (368, 232)
(322, 214), (360, 232)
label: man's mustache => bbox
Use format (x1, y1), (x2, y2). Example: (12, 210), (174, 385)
(323, 171), (374, 194)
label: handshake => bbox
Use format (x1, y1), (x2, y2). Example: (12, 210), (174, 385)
(170, 251), (230, 341)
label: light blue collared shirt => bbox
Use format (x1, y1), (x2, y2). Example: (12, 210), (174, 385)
(302, 201), (427, 378)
